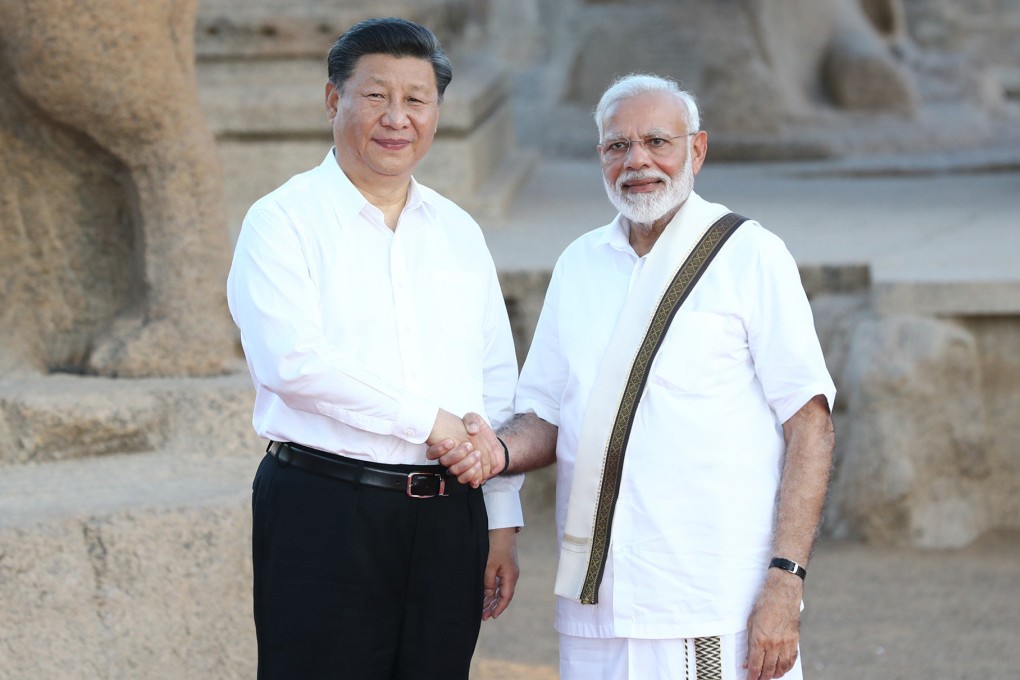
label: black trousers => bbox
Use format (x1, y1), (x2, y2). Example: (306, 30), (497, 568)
(252, 452), (489, 680)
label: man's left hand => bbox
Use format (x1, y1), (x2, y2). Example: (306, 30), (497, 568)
(482, 527), (519, 620)
(743, 569), (803, 679)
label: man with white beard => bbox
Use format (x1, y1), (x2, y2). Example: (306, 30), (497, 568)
(430, 74), (836, 680)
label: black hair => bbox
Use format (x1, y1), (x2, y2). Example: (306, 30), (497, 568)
(327, 17), (453, 100)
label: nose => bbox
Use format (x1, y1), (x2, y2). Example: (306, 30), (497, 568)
(381, 100), (409, 128)
(623, 140), (652, 168)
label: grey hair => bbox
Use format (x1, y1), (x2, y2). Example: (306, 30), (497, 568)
(593, 74), (700, 139)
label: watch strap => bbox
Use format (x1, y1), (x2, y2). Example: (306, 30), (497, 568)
(769, 557), (807, 580)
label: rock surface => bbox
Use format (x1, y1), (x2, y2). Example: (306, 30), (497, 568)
(832, 316), (990, 547)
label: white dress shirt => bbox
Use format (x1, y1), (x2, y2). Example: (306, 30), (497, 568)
(227, 150), (523, 528)
(516, 192), (835, 638)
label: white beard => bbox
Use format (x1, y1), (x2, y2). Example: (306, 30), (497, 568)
(603, 154), (695, 230)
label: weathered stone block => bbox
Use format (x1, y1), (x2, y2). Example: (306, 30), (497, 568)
(0, 372), (260, 466)
(0, 378), (165, 465)
(0, 450), (258, 679)
(0, 519), (107, 679)
(830, 315), (990, 547)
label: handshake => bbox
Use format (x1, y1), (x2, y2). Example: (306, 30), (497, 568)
(426, 408), (507, 488)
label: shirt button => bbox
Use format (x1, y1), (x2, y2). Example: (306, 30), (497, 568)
(405, 428), (414, 436)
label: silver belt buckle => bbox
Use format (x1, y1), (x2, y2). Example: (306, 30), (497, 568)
(406, 472), (446, 498)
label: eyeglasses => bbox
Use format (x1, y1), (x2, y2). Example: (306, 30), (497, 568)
(598, 132), (697, 162)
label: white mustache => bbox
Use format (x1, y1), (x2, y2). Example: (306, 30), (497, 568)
(616, 170), (670, 191)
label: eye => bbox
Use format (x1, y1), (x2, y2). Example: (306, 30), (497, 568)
(365, 92), (385, 100)
(645, 137), (668, 148)
(607, 141), (629, 153)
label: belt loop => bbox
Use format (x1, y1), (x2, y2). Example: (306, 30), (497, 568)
(351, 459), (364, 489)
(268, 441), (292, 467)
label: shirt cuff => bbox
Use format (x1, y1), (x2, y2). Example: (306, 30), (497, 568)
(392, 397), (439, 445)
(481, 481), (524, 530)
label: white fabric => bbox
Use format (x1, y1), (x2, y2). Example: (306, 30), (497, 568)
(515, 192), (835, 637)
(555, 196), (729, 602)
(227, 149), (523, 528)
(559, 631), (803, 680)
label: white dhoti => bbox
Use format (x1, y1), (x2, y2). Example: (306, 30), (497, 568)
(559, 632), (804, 680)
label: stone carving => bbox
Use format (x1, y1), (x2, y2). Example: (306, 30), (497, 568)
(508, 0), (1010, 158)
(0, 0), (235, 377)
(749, 0), (919, 116)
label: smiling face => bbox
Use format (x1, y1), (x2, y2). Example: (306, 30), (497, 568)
(326, 53), (440, 192)
(598, 89), (707, 226)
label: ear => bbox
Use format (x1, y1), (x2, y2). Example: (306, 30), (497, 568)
(325, 81), (339, 120)
(690, 130), (709, 176)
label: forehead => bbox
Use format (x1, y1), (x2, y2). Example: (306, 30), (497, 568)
(348, 53), (438, 93)
(601, 90), (688, 138)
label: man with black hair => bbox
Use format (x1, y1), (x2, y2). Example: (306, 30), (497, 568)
(228, 17), (521, 679)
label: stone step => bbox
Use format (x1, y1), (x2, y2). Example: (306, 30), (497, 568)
(0, 369), (260, 467)
(0, 447), (258, 678)
(873, 280), (1020, 316)
(198, 59), (327, 138)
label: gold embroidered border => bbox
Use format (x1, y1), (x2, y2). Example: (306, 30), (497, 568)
(578, 213), (746, 604)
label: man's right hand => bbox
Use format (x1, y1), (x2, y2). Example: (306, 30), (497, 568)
(427, 410), (502, 486)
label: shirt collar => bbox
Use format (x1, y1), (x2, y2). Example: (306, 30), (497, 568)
(596, 191), (707, 255)
(404, 176), (432, 219)
(318, 148), (434, 226)
(596, 214), (634, 253)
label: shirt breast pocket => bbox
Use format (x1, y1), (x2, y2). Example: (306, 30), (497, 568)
(648, 310), (748, 394)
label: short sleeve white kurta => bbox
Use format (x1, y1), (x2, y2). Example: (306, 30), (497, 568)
(515, 192), (835, 638)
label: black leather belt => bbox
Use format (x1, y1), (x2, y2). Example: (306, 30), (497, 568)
(266, 441), (470, 498)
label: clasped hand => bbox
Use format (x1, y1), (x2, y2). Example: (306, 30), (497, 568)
(426, 410), (504, 487)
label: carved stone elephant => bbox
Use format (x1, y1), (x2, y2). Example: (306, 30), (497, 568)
(0, 0), (234, 377)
